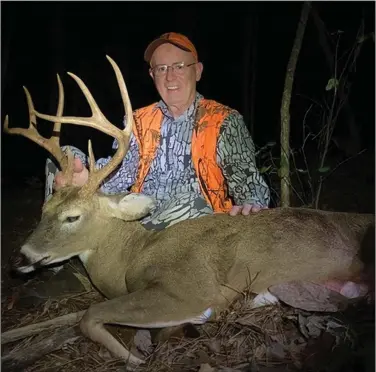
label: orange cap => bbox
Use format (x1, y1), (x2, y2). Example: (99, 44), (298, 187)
(144, 32), (198, 63)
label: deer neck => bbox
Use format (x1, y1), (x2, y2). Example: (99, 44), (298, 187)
(79, 219), (153, 299)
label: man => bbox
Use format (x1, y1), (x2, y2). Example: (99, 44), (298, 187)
(49, 32), (270, 232)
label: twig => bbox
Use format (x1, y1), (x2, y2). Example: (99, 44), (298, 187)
(321, 148), (367, 183)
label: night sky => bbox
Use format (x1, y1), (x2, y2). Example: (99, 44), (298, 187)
(2, 1), (374, 180)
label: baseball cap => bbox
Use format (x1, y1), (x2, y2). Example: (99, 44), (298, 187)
(144, 32), (198, 63)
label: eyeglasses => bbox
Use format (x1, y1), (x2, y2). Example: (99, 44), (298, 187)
(150, 61), (197, 77)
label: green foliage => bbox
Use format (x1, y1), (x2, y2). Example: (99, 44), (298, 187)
(325, 78), (339, 91)
(259, 165), (272, 174)
(357, 32), (374, 44)
(318, 166), (330, 173)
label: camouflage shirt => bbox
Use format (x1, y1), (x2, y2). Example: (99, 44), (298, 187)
(96, 93), (270, 229)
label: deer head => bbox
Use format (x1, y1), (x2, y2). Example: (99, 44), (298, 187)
(5, 56), (156, 273)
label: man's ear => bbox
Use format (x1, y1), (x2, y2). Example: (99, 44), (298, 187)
(100, 193), (156, 221)
(149, 68), (155, 80)
(195, 62), (204, 82)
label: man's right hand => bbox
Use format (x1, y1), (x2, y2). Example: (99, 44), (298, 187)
(54, 157), (89, 190)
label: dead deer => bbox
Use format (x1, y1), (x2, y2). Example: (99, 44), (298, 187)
(5, 56), (374, 369)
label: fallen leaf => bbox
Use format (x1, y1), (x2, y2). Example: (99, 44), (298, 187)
(7, 293), (19, 310)
(41, 298), (53, 316)
(133, 329), (153, 356)
(236, 313), (257, 326)
(98, 345), (113, 360)
(198, 364), (216, 372)
(196, 350), (212, 364)
(298, 313), (310, 339)
(72, 272), (92, 292)
(305, 317), (324, 338)
(206, 338), (221, 354)
(269, 281), (349, 312)
(265, 341), (286, 360)
(253, 344), (266, 359)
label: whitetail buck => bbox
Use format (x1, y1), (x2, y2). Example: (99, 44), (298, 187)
(5, 56), (374, 369)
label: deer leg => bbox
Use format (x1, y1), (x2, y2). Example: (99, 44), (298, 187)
(324, 280), (369, 298)
(251, 280), (370, 311)
(80, 287), (213, 369)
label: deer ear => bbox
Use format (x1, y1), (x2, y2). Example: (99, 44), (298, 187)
(102, 193), (156, 221)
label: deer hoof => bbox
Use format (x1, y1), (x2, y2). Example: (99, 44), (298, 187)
(124, 354), (146, 371)
(250, 291), (279, 309)
(340, 281), (369, 299)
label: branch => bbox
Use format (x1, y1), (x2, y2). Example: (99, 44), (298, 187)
(2, 326), (82, 372)
(1, 310), (86, 345)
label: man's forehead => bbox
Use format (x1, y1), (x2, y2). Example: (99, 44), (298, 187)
(151, 43), (194, 64)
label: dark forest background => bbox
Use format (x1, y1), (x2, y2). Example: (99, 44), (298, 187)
(1, 1), (375, 209)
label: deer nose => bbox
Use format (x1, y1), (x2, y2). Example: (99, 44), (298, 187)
(10, 252), (31, 270)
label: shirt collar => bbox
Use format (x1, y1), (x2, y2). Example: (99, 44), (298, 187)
(155, 92), (204, 121)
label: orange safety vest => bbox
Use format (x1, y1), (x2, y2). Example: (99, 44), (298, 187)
(130, 98), (236, 213)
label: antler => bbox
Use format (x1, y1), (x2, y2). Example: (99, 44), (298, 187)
(4, 75), (74, 183)
(33, 56), (133, 198)
(6, 56), (134, 198)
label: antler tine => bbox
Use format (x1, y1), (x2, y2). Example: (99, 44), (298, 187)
(53, 74), (74, 183)
(50, 74), (64, 146)
(34, 56), (134, 198)
(80, 56), (134, 197)
(3, 77), (71, 176)
(105, 55), (134, 137)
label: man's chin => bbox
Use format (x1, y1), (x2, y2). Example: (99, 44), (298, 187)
(164, 92), (183, 102)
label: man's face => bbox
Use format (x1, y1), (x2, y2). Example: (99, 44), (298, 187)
(150, 43), (203, 112)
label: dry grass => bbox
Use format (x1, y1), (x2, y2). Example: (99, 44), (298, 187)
(2, 285), (374, 372)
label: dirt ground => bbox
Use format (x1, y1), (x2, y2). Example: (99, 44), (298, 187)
(1, 150), (374, 371)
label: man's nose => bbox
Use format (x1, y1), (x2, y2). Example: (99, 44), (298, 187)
(166, 67), (177, 81)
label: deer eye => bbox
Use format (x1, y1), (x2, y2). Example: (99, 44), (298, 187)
(65, 216), (80, 223)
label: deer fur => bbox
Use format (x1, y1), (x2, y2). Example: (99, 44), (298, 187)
(13, 186), (374, 369)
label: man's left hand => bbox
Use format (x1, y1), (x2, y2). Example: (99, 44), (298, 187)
(229, 203), (268, 216)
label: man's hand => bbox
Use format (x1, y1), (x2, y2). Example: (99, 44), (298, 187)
(54, 157), (89, 191)
(229, 203), (268, 216)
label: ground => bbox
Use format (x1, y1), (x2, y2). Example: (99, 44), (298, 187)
(1, 151), (374, 371)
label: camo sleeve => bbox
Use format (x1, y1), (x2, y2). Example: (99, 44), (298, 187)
(96, 117), (140, 194)
(217, 112), (270, 207)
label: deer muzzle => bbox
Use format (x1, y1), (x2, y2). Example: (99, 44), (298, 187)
(11, 244), (51, 273)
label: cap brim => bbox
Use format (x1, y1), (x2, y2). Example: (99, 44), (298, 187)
(144, 39), (192, 63)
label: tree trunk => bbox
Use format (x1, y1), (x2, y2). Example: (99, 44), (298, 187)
(280, 2), (312, 207)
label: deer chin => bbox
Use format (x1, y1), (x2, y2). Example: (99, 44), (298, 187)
(16, 263), (39, 274)
(16, 243), (83, 272)
(14, 255), (52, 274)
